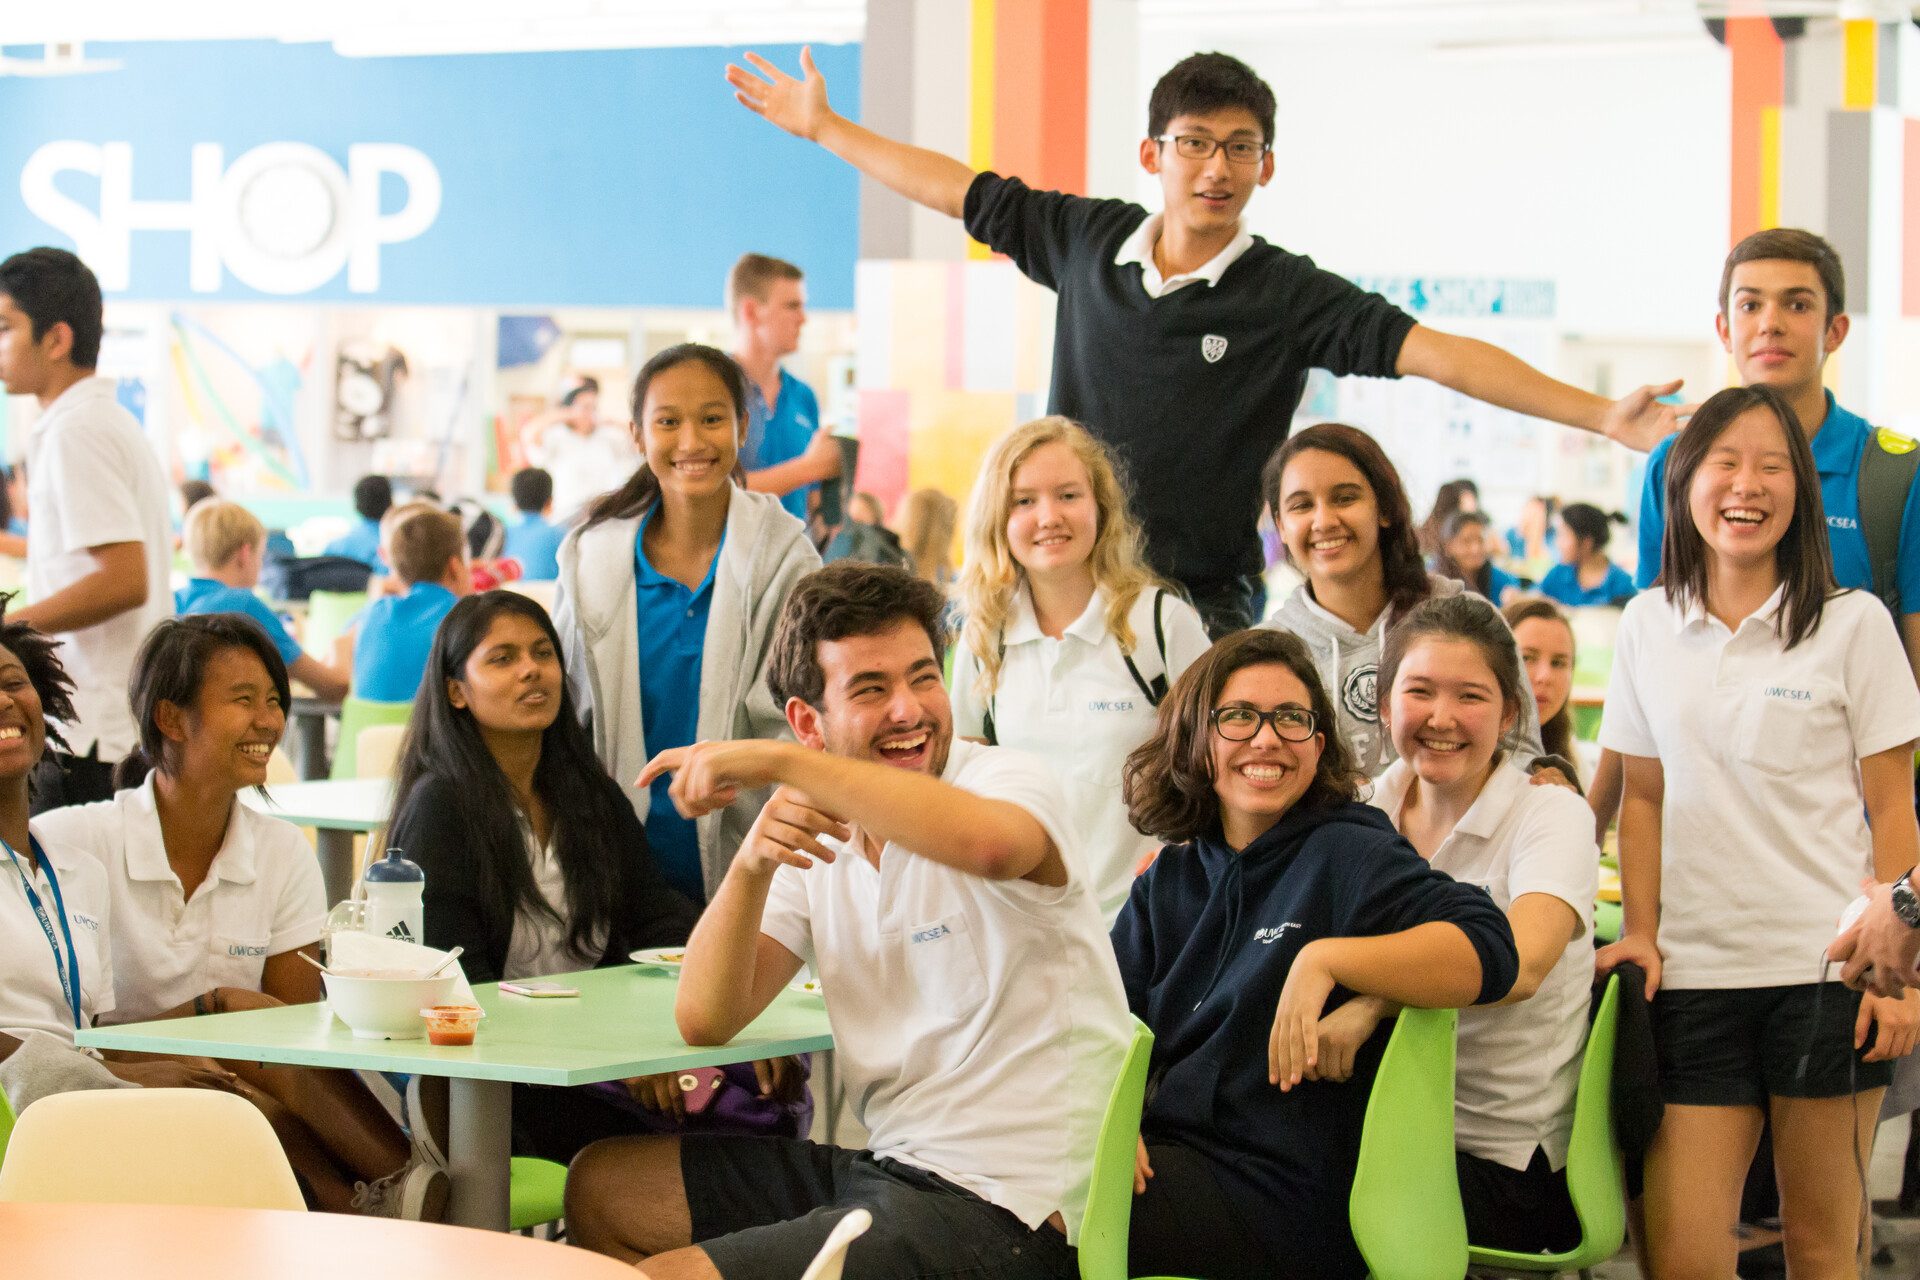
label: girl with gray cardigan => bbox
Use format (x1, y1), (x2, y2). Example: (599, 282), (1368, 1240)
(553, 345), (820, 904)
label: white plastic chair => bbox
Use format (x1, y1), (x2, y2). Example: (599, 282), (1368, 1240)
(354, 723), (407, 780)
(0, 1087), (306, 1210)
(798, 1208), (872, 1280)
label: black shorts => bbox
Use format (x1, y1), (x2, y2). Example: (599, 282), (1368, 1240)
(1652, 983), (1894, 1107)
(682, 1136), (1075, 1280)
(1456, 1146), (1580, 1255)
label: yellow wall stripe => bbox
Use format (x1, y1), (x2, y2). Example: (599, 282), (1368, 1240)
(1843, 19), (1877, 110)
(967, 0), (997, 260)
(1758, 105), (1782, 230)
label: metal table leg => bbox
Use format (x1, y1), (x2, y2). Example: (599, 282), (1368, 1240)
(291, 709), (328, 780)
(316, 828), (356, 908)
(447, 1076), (512, 1231)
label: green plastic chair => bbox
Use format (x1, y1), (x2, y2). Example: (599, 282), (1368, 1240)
(0, 1083), (14, 1166)
(330, 696), (411, 781)
(1078, 1019), (1155, 1280)
(1081, 1010), (1466, 1280)
(1350, 1006), (1467, 1280)
(304, 589), (369, 658)
(1467, 975), (1625, 1279)
(510, 1155), (567, 1233)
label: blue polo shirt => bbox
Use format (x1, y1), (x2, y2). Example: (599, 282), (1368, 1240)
(1539, 561), (1636, 608)
(741, 369), (822, 522)
(351, 582), (457, 703)
(634, 512), (722, 903)
(325, 516), (384, 569)
(503, 513), (565, 581)
(174, 579), (303, 667)
(1636, 392), (1920, 609)
(1487, 563), (1521, 601)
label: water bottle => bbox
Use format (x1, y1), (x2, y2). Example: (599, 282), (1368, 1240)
(362, 847), (425, 945)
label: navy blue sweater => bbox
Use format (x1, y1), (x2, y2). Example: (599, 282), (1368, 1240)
(1111, 801), (1518, 1279)
(963, 173), (1415, 588)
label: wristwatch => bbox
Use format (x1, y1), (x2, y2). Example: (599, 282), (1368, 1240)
(1892, 868), (1920, 930)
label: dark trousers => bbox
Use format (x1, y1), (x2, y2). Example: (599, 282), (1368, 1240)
(1180, 575), (1267, 641)
(30, 747), (118, 814)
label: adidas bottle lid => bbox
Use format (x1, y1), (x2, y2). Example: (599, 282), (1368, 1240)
(362, 847), (425, 946)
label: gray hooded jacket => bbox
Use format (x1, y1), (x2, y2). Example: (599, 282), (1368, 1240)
(552, 488), (821, 898)
(1260, 573), (1545, 777)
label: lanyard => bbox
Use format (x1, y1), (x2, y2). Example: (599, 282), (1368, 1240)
(3, 834), (81, 1031)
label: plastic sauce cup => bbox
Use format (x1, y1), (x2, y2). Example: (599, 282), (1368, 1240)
(422, 1004), (481, 1046)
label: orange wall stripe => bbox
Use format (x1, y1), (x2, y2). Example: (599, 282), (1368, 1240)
(993, 0), (1045, 185)
(1037, 0), (1090, 195)
(1727, 17), (1785, 246)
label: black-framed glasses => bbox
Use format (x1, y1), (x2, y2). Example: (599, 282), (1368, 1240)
(1155, 134), (1269, 165)
(1210, 704), (1318, 743)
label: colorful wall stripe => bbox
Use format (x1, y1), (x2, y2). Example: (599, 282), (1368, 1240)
(965, 0), (1090, 260)
(1842, 18), (1877, 111)
(1726, 17), (1785, 246)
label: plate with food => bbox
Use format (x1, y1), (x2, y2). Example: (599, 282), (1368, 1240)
(789, 977), (825, 998)
(629, 947), (687, 970)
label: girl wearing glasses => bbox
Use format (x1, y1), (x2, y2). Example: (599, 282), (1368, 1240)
(951, 417), (1210, 921)
(1338, 595), (1596, 1254)
(1111, 627), (1519, 1280)
(1260, 423), (1544, 777)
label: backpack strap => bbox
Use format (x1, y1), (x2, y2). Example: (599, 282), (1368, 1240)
(981, 628), (1006, 747)
(1859, 426), (1920, 615)
(1120, 590), (1172, 707)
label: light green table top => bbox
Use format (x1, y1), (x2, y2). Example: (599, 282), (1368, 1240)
(77, 965), (833, 1086)
(242, 778), (393, 832)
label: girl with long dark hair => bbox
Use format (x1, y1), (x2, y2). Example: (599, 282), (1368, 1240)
(391, 591), (800, 1161)
(1595, 384), (1920, 1277)
(553, 344), (819, 907)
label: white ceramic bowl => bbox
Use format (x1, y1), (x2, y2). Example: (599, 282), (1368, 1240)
(323, 969), (460, 1040)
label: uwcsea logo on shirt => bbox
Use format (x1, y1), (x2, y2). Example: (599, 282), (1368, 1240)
(1253, 923), (1300, 945)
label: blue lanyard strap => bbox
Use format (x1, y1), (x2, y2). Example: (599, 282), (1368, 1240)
(3, 835), (81, 1031)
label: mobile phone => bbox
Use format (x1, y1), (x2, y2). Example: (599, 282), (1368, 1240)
(500, 982), (580, 998)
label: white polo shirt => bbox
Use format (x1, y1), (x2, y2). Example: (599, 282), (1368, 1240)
(950, 585), (1210, 921)
(533, 422), (639, 522)
(1373, 759), (1597, 1171)
(0, 826), (114, 1045)
(1600, 586), (1920, 990)
(759, 739), (1132, 1241)
(26, 377), (173, 760)
(35, 776), (326, 1024)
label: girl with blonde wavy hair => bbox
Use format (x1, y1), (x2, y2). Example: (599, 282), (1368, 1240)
(951, 416), (1210, 920)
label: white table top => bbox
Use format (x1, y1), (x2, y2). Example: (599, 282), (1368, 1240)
(242, 777), (394, 832)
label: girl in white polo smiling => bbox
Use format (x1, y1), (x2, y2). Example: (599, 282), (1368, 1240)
(1595, 384), (1920, 1279)
(950, 417), (1209, 921)
(35, 614), (444, 1221)
(1358, 594), (1597, 1255)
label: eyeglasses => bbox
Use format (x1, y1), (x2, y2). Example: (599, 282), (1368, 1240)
(1155, 134), (1269, 165)
(1210, 704), (1318, 743)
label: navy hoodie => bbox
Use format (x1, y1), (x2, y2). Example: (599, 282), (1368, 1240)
(1111, 800), (1519, 1279)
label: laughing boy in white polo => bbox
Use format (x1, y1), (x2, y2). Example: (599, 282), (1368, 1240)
(566, 562), (1131, 1280)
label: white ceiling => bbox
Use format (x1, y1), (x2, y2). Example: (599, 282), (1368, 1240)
(4, 0), (1918, 60)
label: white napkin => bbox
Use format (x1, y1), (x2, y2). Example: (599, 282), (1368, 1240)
(327, 931), (483, 1013)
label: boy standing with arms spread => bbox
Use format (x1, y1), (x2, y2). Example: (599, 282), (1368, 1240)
(729, 51), (1684, 634)
(566, 563), (1130, 1280)
(0, 248), (171, 808)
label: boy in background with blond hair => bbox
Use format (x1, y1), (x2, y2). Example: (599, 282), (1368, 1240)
(177, 498), (350, 700)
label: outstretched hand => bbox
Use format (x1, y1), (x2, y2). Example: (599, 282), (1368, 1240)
(637, 740), (790, 820)
(726, 46), (831, 141)
(1599, 380), (1694, 453)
